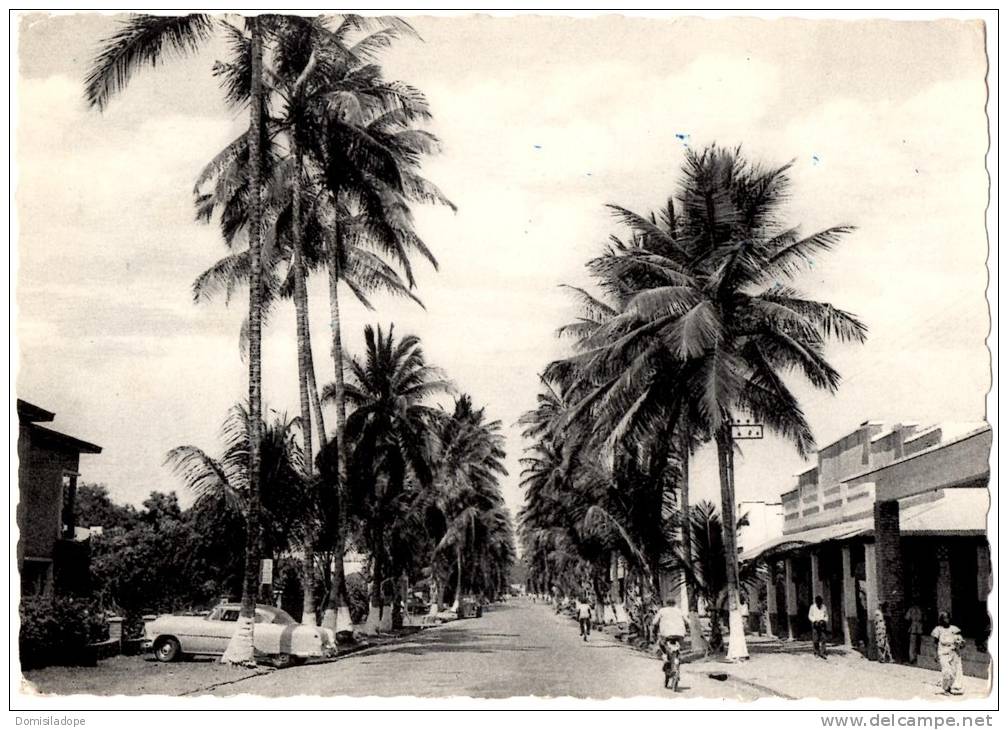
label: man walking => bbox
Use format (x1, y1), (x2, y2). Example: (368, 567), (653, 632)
(808, 594), (829, 659)
(576, 596), (594, 641)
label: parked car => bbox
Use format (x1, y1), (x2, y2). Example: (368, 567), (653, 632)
(458, 596), (482, 619)
(406, 595), (431, 616)
(143, 603), (336, 667)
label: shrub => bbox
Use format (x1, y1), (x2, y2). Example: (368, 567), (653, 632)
(19, 596), (108, 670)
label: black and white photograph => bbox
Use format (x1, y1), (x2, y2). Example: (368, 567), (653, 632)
(10, 8), (997, 715)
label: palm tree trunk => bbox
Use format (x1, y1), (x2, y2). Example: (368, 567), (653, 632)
(681, 427), (707, 653)
(290, 140), (319, 627)
(453, 548), (464, 611)
(365, 549), (384, 634)
(305, 330), (326, 443)
(222, 15), (263, 666)
(320, 222), (352, 633)
(392, 573), (406, 629)
(325, 227), (349, 471)
(716, 427), (749, 661)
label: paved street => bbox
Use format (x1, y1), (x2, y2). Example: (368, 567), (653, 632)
(23, 601), (990, 700)
(211, 601), (764, 699)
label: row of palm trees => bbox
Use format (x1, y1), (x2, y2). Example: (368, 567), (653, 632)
(166, 325), (516, 633)
(85, 13), (502, 664)
(518, 145), (867, 659)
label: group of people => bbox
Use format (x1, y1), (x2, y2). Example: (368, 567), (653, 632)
(808, 595), (967, 695)
(564, 592), (688, 653)
(546, 587), (971, 697)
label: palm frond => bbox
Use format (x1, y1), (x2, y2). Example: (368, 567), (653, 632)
(85, 14), (214, 111)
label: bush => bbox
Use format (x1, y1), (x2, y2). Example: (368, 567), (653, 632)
(19, 596), (108, 670)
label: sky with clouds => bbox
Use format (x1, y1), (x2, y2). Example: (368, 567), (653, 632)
(14, 13), (990, 527)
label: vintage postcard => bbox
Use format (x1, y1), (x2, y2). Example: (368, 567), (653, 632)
(10, 8), (996, 718)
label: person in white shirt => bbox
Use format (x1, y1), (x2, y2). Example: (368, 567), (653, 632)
(808, 595), (829, 659)
(652, 597), (687, 657)
(576, 596), (594, 641)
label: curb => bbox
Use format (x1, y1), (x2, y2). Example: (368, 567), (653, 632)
(181, 621), (456, 696)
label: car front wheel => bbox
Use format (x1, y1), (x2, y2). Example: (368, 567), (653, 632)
(154, 637), (181, 662)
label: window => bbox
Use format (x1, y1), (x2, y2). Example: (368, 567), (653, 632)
(221, 609), (241, 622)
(21, 559), (52, 597)
(61, 472), (79, 538)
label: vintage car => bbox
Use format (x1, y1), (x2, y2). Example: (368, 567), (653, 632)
(143, 603), (336, 666)
(457, 596), (483, 619)
(405, 594), (431, 616)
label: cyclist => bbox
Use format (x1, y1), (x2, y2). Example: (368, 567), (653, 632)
(652, 597), (687, 688)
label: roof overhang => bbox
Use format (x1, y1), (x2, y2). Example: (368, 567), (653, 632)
(17, 399), (55, 423)
(844, 425), (991, 502)
(28, 423), (102, 454)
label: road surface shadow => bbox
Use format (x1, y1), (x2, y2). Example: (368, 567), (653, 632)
(357, 625), (545, 657)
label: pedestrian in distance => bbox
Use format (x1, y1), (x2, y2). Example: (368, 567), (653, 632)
(905, 604), (924, 664)
(874, 608), (894, 663)
(808, 594), (829, 659)
(931, 612), (966, 695)
(576, 596), (594, 641)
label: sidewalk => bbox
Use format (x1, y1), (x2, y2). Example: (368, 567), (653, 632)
(597, 625), (992, 701)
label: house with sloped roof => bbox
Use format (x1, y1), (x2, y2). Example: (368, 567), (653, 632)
(17, 399), (102, 597)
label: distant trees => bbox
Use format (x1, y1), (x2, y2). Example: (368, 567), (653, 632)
(74, 483), (139, 532)
(86, 490), (243, 630)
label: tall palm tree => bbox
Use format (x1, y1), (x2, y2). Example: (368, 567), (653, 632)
(308, 52), (453, 633)
(326, 323), (451, 632)
(426, 396), (510, 611)
(567, 145), (867, 658)
(191, 15), (436, 626)
(86, 12), (268, 665)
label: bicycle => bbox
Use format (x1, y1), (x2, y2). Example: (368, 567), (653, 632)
(659, 636), (682, 691)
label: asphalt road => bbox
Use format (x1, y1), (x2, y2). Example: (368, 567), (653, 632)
(210, 600), (762, 699)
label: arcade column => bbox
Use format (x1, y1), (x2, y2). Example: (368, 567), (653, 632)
(784, 556), (798, 640)
(874, 499), (905, 661)
(841, 544), (856, 647)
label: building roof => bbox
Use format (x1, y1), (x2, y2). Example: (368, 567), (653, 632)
(870, 422), (919, 443)
(740, 488), (988, 562)
(17, 399), (55, 423)
(842, 422), (990, 485)
(27, 422), (102, 455)
(18, 399), (102, 454)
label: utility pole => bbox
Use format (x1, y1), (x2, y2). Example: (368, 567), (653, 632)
(723, 419), (763, 661)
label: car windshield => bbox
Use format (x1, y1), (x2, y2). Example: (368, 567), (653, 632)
(208, 606), (297, 625)
(259, 607), (296, 625)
